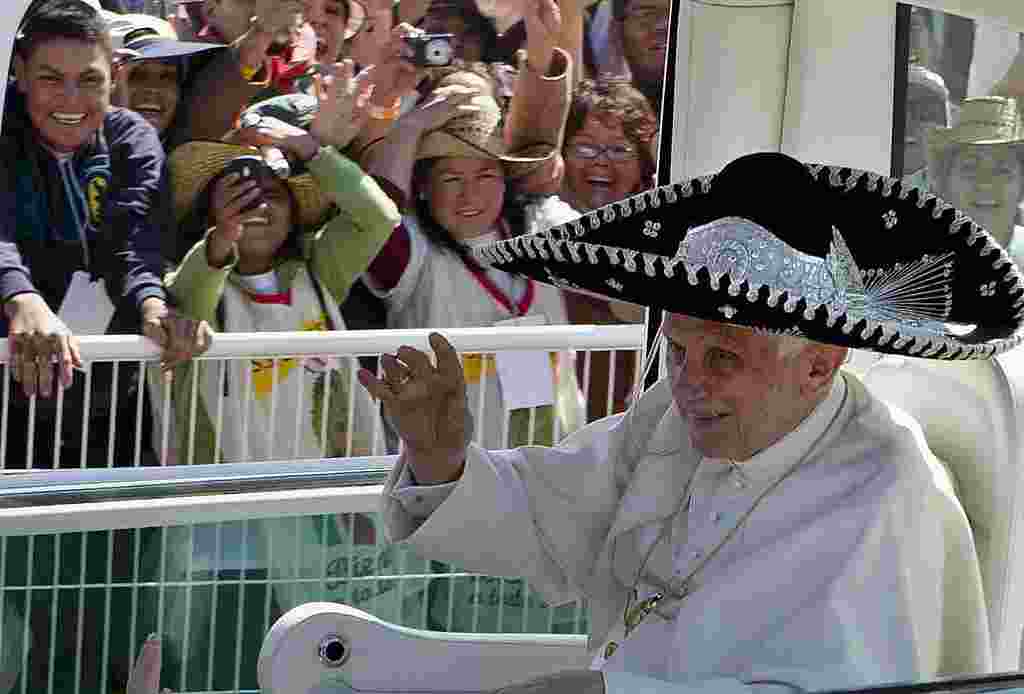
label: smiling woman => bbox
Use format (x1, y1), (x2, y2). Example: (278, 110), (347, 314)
(109, 14), (225, 142)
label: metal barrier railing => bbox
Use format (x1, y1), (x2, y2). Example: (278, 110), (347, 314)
(0, 325), (642, 694)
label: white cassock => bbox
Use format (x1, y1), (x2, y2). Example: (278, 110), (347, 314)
(381, 372), (991, 693)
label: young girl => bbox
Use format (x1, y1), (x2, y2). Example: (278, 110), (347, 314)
(360, 0), (586, 449)
(166, 86), (396, 463)
(158, 82), (420, 688)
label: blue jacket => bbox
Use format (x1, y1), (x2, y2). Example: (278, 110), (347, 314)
(0, 92), (169, 332)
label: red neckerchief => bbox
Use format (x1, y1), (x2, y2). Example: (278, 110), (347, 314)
(462, 223), (536, 317)
(246, 288), (293, 305)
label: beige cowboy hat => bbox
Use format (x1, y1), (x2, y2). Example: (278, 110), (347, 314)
(415, 70), (555, 179)
(168, 96), (334, 229)
(926, 96), (1024, 158)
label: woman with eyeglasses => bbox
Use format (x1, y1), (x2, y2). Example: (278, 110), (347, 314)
(561, 76), (655, 421)
(562, 76), (656, 210)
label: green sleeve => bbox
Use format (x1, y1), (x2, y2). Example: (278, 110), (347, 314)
(165, 235), (236, 327)
(304, 147), (401, 303)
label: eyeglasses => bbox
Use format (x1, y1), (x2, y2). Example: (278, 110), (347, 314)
(566, 143), (640, 162)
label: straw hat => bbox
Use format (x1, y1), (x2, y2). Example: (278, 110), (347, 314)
(927, 96), (1024, 158)
(169, 95), (334, 229)
(415, 71), (555, 178)
(168, 141), (331, 229)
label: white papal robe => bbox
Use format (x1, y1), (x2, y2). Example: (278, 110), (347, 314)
(380, 372), (991, 693)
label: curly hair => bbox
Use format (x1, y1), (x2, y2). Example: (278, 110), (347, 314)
(419, 0), (500, 63)
(565, 76), (658, 182)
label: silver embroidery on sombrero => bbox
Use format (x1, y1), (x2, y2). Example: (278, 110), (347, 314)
(674, 217), (956, 339)
(754, 325), (805, 339)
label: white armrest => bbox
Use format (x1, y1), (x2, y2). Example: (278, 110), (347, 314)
(259, 602), (590, 694)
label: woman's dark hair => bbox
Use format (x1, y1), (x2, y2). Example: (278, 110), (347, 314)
(411, 157), (526, 269)
(419, 0), (499, 63)
(565, 76), (658, 184)
(16, 0), (114, 61)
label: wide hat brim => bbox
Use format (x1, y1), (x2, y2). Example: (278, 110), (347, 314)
(168, 142), (331, 229)
(122, 36), (225, 61)
(416, 130), (555, 168)
(473, 152), (1024, 360)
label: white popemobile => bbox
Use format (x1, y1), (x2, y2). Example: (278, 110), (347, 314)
(3, 1), (1024, 694)
(253, 1), (1024, 693)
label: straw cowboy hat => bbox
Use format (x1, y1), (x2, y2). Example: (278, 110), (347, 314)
(169, 94), (332, 229)
(927, 96), (1024, 160)
(416, 70), (555, 178)
(473, 151), (1024, 360)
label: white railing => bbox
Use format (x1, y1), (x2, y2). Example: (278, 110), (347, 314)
(0, 324), (646, 470)
(0, 325), (643, 694)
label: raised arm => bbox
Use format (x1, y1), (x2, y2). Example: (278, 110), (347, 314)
(359, 332), (636, 606)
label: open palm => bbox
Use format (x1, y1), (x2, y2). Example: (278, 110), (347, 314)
(359, 334), (472, 480)
(309, 60), (376, 151)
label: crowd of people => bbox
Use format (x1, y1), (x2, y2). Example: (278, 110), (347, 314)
(0, 0), (669, 690)
(1, 0), (669, 466)
(6, 1), (1022, 692)
(901, 9), (1024, 268)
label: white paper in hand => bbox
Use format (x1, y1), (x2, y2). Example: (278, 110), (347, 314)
(58, 271), (116, 336)
(494, 314), (555, 410)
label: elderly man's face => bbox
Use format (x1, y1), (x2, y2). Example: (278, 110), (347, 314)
(663, 314), (843, 461)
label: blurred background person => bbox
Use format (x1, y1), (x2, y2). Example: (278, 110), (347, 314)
(927, 96), (1024, 267)
(109, 13), (225, 143)
(167, 0), (303, 144)
(903, 62), (951, 188)
(360, 0), (585, 449)
(560, 75), (650, 420)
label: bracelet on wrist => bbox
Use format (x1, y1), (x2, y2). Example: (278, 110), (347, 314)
(369, 97), (403, 121)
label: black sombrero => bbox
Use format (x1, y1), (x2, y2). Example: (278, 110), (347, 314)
(472, 152), (1024, 360)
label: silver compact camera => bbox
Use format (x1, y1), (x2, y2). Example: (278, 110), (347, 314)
(402, 33), (456, 67)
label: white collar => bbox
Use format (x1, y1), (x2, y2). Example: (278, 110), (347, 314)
(707, 375), (848, 486)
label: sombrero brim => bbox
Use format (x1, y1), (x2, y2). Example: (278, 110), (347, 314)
(416, 130), (555, 165)
(168, 142), (330, 230)
(472, 154), (1024, 360)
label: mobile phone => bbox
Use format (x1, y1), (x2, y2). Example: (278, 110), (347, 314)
(220, 155), (267, 215)
(402, 33), (456, 68)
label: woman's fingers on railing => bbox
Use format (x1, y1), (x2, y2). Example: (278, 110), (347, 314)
(140, 300), (214, 371)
